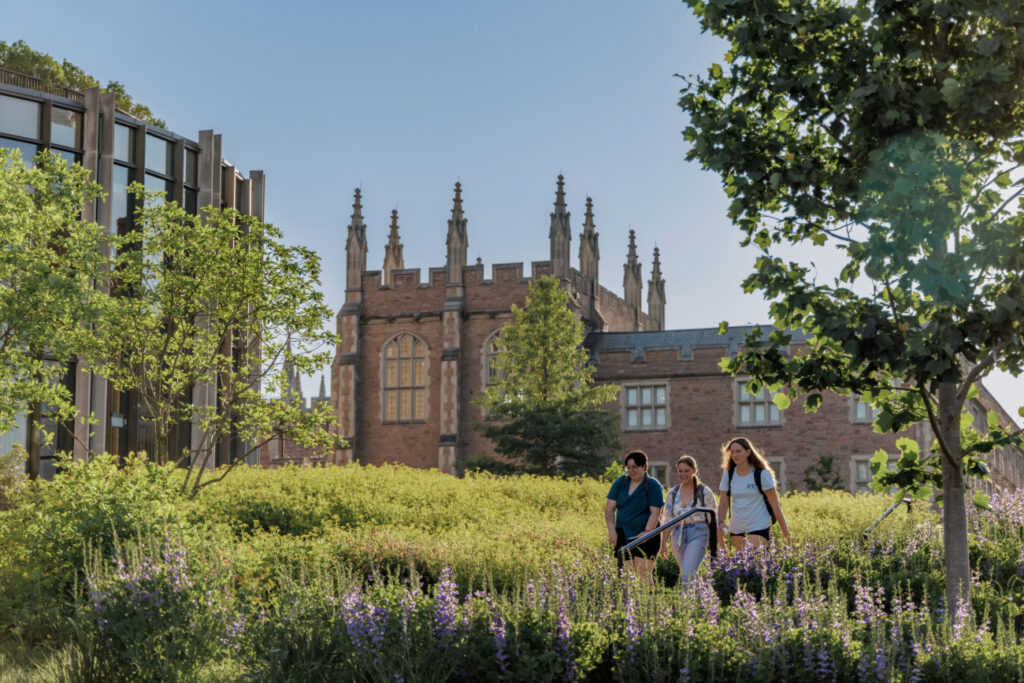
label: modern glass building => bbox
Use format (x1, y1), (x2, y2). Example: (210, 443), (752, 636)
(0, 67), (265, 477)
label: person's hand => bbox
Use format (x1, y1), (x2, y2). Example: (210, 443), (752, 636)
(659, 546), (669, 560)
(608, 529), (617, 547)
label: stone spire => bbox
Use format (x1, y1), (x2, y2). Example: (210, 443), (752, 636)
(345, 188), (368, 291)
(446, 182), (468, 285)
(578, 196), (599, 292)
(549, 174), (571, 279)
(382, 209), (405, 285)
(318, 374), (327, 400)
(623, 229), (643, 328)
(647, 246), (665, 331)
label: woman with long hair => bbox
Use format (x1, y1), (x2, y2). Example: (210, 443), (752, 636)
(660, 455), (716, 588)
(605, 450), (665, 585)
(715, 437), (791, 551)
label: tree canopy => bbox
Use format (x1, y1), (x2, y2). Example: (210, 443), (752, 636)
(0, 40), (166, 127)
(0, 149), (108, 457)
(475, 276), (620, 477)
(679, 0), (1024, 610)
(95, 184), (339, 494)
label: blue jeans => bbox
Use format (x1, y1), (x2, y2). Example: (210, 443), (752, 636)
(671, 523), (709, 589)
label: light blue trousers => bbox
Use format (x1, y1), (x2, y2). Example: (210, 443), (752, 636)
(671, 523), (709, 589)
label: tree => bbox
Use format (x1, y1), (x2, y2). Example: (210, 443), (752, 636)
(802, 455), (844, 492)
(95, 184), (339, 494)
(679, 0), (1024, 610)
(0, 40), (166, 127)
(0, 148), (108, 474)
(475, 276), (620, 477)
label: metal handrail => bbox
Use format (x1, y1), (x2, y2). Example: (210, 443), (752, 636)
(863, 491), (913, 536)
(0, 67), (85, 103)
(619, 506), (718, 558)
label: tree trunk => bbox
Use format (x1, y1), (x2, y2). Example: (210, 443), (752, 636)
(937, 381), (970, 613)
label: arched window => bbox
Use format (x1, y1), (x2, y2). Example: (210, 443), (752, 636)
(382, 333), (427, 422)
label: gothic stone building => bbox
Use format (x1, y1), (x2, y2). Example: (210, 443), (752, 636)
(266, 176), (1024, 495)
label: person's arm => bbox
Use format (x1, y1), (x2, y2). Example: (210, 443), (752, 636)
(645, 505), (662, 534)
(605, 498), (618, 547)
(716, 489), (729, 549)
(764, 487), (791, 542)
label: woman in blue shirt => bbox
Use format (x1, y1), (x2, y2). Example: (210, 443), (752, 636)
(605, 450), (665, 585)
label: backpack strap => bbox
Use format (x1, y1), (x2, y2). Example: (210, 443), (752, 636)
(726, 468), (734, 523)
(753, 468), (777, 525)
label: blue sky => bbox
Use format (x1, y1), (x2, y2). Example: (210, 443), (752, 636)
(5, 0), (1021, 421)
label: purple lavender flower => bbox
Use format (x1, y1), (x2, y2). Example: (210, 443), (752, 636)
(433, 568), (459, 643)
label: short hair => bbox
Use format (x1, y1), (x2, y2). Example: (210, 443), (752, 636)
(624, 450), (648, 468)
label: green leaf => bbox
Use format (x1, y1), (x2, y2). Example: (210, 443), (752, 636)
(972, 490), (991, 510)
(772, 393), (791, 410)
(913, 485), (933, 499)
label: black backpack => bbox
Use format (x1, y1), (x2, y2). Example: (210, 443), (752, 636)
(727, 467), (776, 526)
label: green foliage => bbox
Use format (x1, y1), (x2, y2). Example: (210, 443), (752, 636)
(476, 276), (621, 476)
(802, 454), (845, 491)
(186, 463), (609, 589)
(0, 40), (166, 127)
(2, 462), (1024, 679)
(0, 444), (28, 510)
(75, 535), (235, 682)
(679, 0), (1024, 607)
(95, 184), (339, 493)
(0, 149), (107, 439)
(0, 454), (183, 638)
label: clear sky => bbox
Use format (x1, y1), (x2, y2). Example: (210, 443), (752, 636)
(5, 0), (1021, 422)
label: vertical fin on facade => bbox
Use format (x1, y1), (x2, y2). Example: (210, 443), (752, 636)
(579, 195), (599, 293)
(446, 182), (468, 285)
(647, 246), (666, 331)
(623, 229), (643, 330)
(382, 209), (405, 285)
(346, 188), (368, 291)
(549, 174), (571, 280)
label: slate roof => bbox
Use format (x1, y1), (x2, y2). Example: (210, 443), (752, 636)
(583, 325), (810, 363)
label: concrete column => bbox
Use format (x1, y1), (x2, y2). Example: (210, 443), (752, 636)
(87, 90), (116, 456)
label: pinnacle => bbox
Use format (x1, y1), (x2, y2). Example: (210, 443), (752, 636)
(350, 188), (364, 225)
(583, 197), (595, 233)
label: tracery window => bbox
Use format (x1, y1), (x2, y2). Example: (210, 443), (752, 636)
(383, 333), (426, 422)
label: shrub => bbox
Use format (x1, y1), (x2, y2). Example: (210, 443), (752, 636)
(0, 453), (183, 636)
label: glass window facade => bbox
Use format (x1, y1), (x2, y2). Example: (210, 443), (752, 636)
(0, 94), (40, 139)
(145, 173), (172, 206)
(145, 134), (173, 176)
(0, 137), (38, 167)
(111, 164), (133, 235)
(184, 149), (198, 186)
(50, 107), (81, 148)
(114, 123), (135, 163)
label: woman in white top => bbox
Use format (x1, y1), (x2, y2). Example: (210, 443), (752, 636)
(716, 437), (792, 551)
(660, 455), (716, 588)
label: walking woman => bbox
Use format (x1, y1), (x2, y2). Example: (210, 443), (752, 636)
(660, 455), (716, 588)
(716, 437), (792, 550)
(605, 450), (664, 586)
